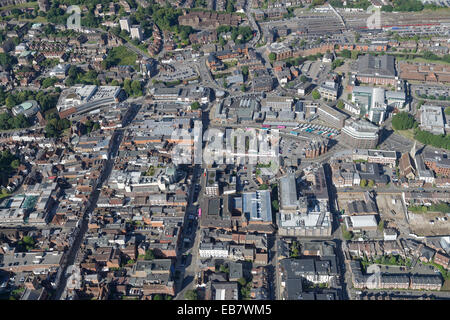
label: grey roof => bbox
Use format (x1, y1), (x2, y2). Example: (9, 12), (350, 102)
(357, 54), (396, 77)
(242, 190), (272, 223)
(280, 174), (298, 209)
(228, 262), (243, 280)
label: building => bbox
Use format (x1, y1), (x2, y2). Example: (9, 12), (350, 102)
(242, 190), (272, 224)
(355, 54), (398, 86)
(119, 18), (130, 33)
(419, 105), (447, 135)
(130, 259), (175, 295)
(0, 251), (63, 273)
(434, 252), (450, 269)
(399, 152), (416, 180)
(352, 86), (388, 125)
(226, 69), (244, 85)
(199, 242), (229, 259)
(178, 11), (242, 29)
(410, 275), (442, 291)
(385, 91), (406, 110)
(317, 80), (339, 101)
(316, 104), (348, 128)
(277, 174), (332, 237)
(57, 85), (123, 118)
(262, 97), (293, 112)
(352, 149), (397, 167)
(11, 100), (40, 118)
(205, 170), (219, 196)
(209, 282), (239, 300)
(345, 215), (378, 232)
(422, 150), (450, 177)
(130, 25), (143, 41)
(341, 119), (379, 149)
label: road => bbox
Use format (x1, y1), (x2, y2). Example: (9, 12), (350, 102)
(174, 165), (203, 300)
(244, 5), (261, 47)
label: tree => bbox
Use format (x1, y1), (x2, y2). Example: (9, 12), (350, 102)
(300, 75), (308, 83)
(360, 179), (367, 187)
(367, 180), (375, 188)
(336, 100), (344, 109)
(268, 52), (276, 62)
(240, 84), (246, 92)
(191, 101), (200, 110)
(445, 107), (450, 116)
(392, 112), (415, 130)
(311, 89), (321, 100)
(131, 80), (143, 96)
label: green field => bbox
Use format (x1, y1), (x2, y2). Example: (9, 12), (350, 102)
(106, 46), (138, 68)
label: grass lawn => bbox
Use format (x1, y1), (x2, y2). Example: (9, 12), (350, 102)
(107, 46), (138, 68)
(395, 129), (415, 141)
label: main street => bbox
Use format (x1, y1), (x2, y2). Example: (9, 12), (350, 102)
(53, 103), (140, 300)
